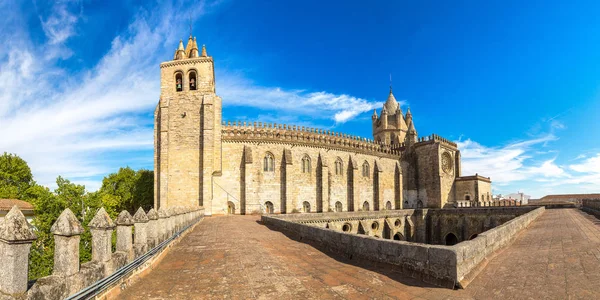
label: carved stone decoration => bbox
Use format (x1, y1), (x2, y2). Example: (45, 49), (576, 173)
(441, 151), (453, 174)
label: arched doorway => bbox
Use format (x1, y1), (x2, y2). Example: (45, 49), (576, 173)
(302, 201), (311, 213)
(335, 201), (343, 212)
(362, 201), (370, 211)
(393, 233), (404, 241)
(227, 201), (235, 215)
(445, 233), (458, 246)
(265, 201), (274, 214)
(385, 201), (392, 210)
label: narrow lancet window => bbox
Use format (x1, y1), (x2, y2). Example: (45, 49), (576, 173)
(175, 73), (183, 92)
(302, 155), (311, 173)
(264, 153), (274, 172)
(189, 72), (197, 90)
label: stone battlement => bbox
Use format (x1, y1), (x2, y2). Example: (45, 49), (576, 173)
(0, 205), (204, 299)
(415, 134), (458, 149)
(221, 121), (402, 158)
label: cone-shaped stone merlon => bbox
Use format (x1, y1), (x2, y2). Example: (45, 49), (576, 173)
(51, 208), (84, 236)
(88, 207), (115, 229)
(371, 109), (377, 119)
(147, 208), (159, 220)
(116, 210), (134, 226)
(201, 44), (208, 57)
(383, 90), (399, 114)
(0, 205), (37, 243)
(133, 208), (149, 223)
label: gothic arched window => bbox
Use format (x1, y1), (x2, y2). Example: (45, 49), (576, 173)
(335, 158), (343, 175)
(362, 161), (370, 178)
(263, 153), (274, 172)
(301, 155), (311, 173)
(189, 71), (197, 90)
(175, 73), (183, 92)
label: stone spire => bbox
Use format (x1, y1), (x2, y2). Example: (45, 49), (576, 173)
(174, 40), (186, 60)
(406, 107), (413, 123)
(201, 44), (208, 57)
(189, 37), (199, 58)
(383, 88), (399, 115)
(371, 109), (378, 120)
(184, 35), (194, 57)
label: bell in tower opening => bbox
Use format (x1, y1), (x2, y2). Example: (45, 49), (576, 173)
(176, 73), (183, 92)
(189, 72), (197, 90)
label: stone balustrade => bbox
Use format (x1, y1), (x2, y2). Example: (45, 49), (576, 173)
(0, 205), (204, 299)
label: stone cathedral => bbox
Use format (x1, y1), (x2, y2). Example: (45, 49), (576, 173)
(154, 36), (492, 216)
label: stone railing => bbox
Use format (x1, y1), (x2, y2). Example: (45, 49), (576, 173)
(456, 200), (522, 208)
(0, 205), (204, 299)
(221, 121), (401, 158)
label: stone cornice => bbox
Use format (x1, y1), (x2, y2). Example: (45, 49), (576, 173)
(160, 57), (213, 68)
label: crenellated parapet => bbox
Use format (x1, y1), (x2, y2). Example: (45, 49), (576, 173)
(0, 205), (205, 299)
(221, 121), (402, 158)
(414, 134), (458, 149)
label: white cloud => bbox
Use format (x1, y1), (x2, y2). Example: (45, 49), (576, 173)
(457, 135), (560, 185)
(0, 0), (381, 192)
(217, 74), (386, 123)
(40, 1), (80, 45)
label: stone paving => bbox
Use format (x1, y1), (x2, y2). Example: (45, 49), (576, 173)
(120, 208), (600, 299)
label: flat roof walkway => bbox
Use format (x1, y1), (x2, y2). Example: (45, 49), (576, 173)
(119, 208), (600, 299)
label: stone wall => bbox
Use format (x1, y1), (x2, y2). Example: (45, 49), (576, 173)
(582, 199), (600, 217)
(215, 134), (401, 216)
(0, 205), (203, 300)
(261, 207), (544, 288)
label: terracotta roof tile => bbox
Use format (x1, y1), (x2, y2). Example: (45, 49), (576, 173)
(0, 199), (34, 211)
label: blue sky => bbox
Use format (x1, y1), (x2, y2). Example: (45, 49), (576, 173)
(1, 0), (599, 198)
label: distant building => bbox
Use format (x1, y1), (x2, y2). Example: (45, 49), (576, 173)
(0, 199), (35, 223)
(504, 192), (531, 205)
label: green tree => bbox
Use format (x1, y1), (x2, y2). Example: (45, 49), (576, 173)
(0, 152), (34, 199)
(0, 154), (154, 279)
(26, 177), (89, 279)
(97, 167), (154, 215)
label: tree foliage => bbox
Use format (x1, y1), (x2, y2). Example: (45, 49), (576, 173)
(0, 153), (153, 280)
(0, 152), (34, 199)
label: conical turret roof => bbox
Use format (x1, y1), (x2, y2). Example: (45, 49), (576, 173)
(184, 35), (194, 56)
(383, 89), (399, 115)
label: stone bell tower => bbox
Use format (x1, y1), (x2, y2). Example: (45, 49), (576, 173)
(154, 35), (222, 215)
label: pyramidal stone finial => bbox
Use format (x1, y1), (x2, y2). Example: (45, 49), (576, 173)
(116, 210), (134, 226)
(147, 208), (159, 220)
(133, 208), (149, 223)
(89, 207), (116, 229)
(201, 44), (207, 57)
(51, 208), (84, 236)
(0, 205), (37, 242)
